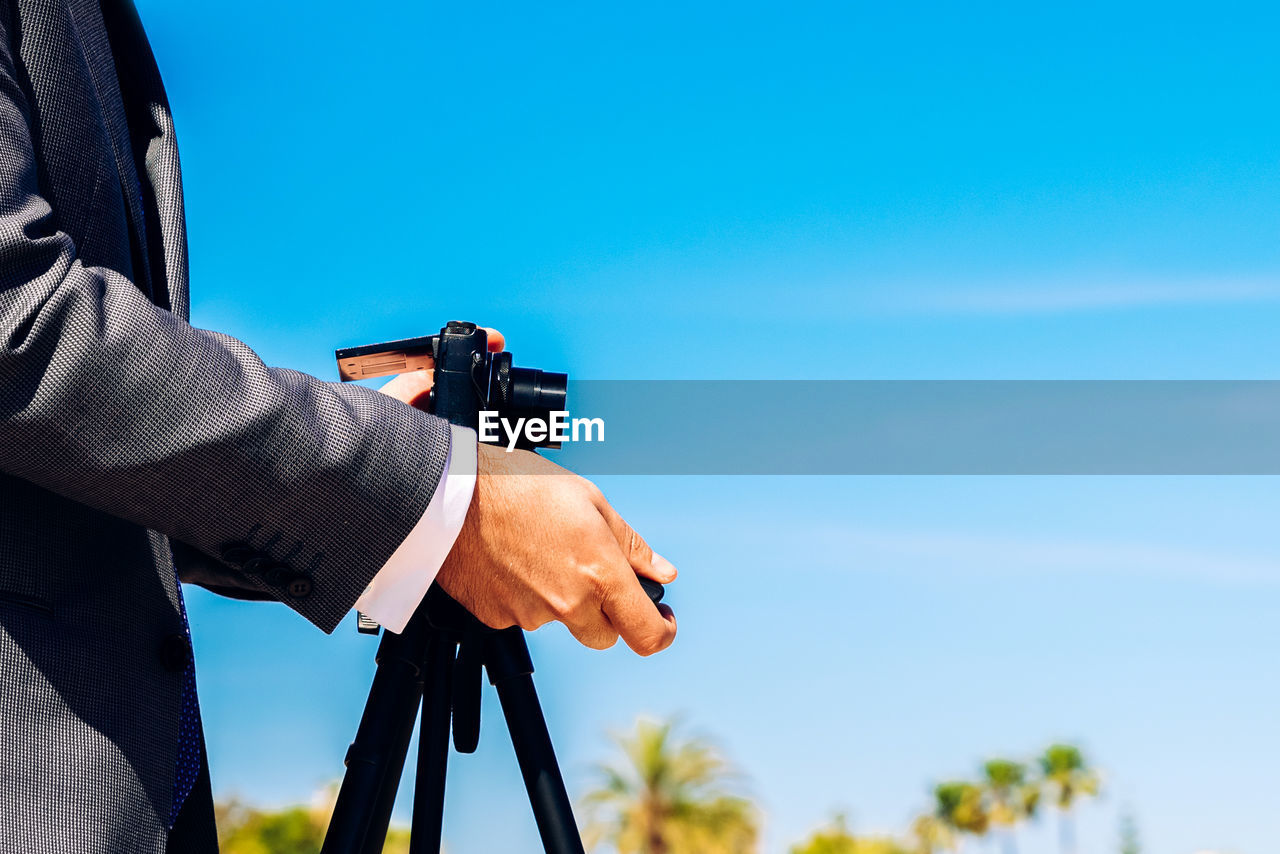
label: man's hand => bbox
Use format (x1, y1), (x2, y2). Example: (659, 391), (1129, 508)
(436, 443), (678, 656)
(377, 327), (506, 408)
(377, 327), (677, 656)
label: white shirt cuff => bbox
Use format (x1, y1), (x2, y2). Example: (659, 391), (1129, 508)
(354, 423), (477, 633)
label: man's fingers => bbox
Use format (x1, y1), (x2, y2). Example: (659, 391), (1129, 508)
(595, 500), (677, 584)
(565, 605), (620, 650)
(601, 567), (677, 656)
(379, 369), (435, 409)
(377, 326), (502, 407)
(649, 554), (678, 584)
(655, 602), (675, 627)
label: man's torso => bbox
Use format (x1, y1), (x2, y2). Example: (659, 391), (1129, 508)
(0, 1), (211, 850)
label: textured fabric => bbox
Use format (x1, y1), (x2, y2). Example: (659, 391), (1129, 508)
(165, 738), (217, 854)
(171, 649), (202, 828)
(0, 0), (454, 850)
(168, 553), (201, 828)
(355, 424), (477, 633)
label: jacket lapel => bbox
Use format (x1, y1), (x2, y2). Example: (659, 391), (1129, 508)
(65, 0), (155, 300)
(98, 0), (191, 319)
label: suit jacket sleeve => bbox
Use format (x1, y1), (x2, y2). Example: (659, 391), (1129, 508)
(0, 17), (450, 633)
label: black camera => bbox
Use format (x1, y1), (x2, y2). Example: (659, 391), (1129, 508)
(336, 320), (568, 451)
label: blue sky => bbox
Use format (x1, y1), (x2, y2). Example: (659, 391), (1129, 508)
(135, 1), (1280, 851)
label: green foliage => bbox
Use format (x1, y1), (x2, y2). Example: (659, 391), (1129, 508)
(984, 759), (1035, 824)
(582, 718), (758, 854)
(1118, 809), (1141, 854)
(981, 757), (1040, 853)
(908, 815), (953, 854)
(212, 737), (1104, 854)
(1038, 744), (1100, 810)
(790, 814), (913, 854)
(1037, 744), (1100, 854)
(215, 794), (410, 854)
(933, 781), (989, 836)
(216, 802), (321, 854)
(904, 745), (1096, 854)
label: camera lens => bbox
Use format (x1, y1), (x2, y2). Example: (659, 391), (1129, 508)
(507, 366), (567, 414)
(488, 353), (568, 449)
(486, 353), (568, 450)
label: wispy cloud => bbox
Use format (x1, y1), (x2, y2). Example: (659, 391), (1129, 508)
(808, 525), (1280, 586)
(884, 278), (1280, 316)
(666, 509), (1280, 586)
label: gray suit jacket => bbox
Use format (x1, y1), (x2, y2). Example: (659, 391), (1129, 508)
(0, 0), (452, 850)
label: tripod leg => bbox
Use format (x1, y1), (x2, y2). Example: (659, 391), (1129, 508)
(359, 684), (423, 854)
(485, 629), (587, 854)
(323, 617), (430, 854)
(410, 634), (457, 854)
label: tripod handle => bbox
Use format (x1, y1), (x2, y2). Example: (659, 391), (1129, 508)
(638, 576), (665, 606)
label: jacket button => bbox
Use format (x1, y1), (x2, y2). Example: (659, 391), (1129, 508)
(221, 543), (255, 565)
(262, 563), (290, 585)
(242, 555), (273, 575)
(284, 576), (313, 599)
(159, 634), (191, 673)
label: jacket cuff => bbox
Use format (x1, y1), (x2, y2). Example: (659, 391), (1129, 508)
(354, 424), (477, 632)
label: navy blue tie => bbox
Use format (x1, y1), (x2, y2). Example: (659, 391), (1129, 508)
(169, 554), (203, 828)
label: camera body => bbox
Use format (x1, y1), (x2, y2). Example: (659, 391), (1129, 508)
(336, 321), (663, 632)
(336, 320), (568, 450)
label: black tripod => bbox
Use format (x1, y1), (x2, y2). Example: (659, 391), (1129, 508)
(321, 588), (588, 854)
(325, 321), (663, 852)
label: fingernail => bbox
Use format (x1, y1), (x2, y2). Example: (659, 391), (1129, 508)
(652, 553), (677, 581)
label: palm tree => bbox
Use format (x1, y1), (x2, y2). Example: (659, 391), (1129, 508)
(1118, 808), (1141, 854)
(789, 813), (913, 854)
(980, 759), (1040, 854)
(932, 782), (988, 852)
(1037, 744), (1100, 854)
(908, 814), (954, 854)
(215, 786), (411, 854)
(582, 718), (758, 854)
